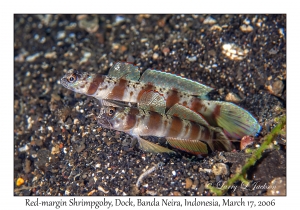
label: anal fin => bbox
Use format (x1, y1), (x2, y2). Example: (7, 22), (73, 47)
(166, 137), (208, 155)
(137, 136), (175, 154)
(209, 127), (233, 152)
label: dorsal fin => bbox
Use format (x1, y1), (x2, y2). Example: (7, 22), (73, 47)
(166, 104), (209, 126)
(140, 69), (213, 96)
(108, 62), (213, 96)
(108, 62), (140, 81)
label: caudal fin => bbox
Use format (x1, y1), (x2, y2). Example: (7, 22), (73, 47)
(217, 102), (261, 139)
(200, 101), (261, 139)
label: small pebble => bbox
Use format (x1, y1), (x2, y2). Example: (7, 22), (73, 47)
(112, 43), (120, 50)
(240, 136), (254, 150)
(51, 144), (60, 155)
(140, 38), (148, 43)
(203, 16), (216, 25)
(187, 56), (197, 62)
(146, 190), (157, 195)
(57, 31), (66, 40)
(185, 178), (193, 189)
(272, 80), (284, 96)
(65, 189), (70, 195)
(45, 51), (57, 59)
(120, 45), (127, 53)
(114, 16), (125, 25)
(16, 178), (25, 187)
(87, 189), (96, 196)
(240, 24), (253, 33)
(79, 51), (91, 64)
(225, 92), (242, 103)
(191, 184), (197, 190)
(278, 28), (285, 38)
(222, 43), (249, 61)
(162, 47), (170, 56)
(19, 144), (29, 152)
(212, 163), (229, 176)
(26, 53), (40, 62)
(78, 16), (99, 33)
(152, 53), (159, 60)
(73, 118), (80, 125)
(172, 191), (181, 196)
(243, 18), (250, 25)
(210, 25), (222, 31)
(98, 186), (109, 194)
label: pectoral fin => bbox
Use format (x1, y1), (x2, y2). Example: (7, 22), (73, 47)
(167, 104), (209, 126)
(139, 91), (166, 114)
(166, 137), (208, 155)
(137, 136), (175, 154)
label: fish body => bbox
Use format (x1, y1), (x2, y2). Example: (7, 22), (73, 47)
(98, 106), (232, 155)
(61, 62), (261, 139)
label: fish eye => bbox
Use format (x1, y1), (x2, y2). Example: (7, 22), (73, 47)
(67, 74), (77, 83)
(108, 107), (115, 116)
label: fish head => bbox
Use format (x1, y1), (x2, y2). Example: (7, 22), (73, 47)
(60, 69), (104, 95)
(97, 106), (137, 132)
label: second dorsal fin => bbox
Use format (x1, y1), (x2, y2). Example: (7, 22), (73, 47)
(108, 62), (213, 96)
(140, 69), (213, 96)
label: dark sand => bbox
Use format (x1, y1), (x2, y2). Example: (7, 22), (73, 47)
(14, 14), (286, 196)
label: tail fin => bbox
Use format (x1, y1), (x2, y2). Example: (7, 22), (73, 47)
(199, 101), (261, 139)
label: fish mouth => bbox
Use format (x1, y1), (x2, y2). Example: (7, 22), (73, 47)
(60, 78), (70, 88)
(60, 77), (76, 91)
